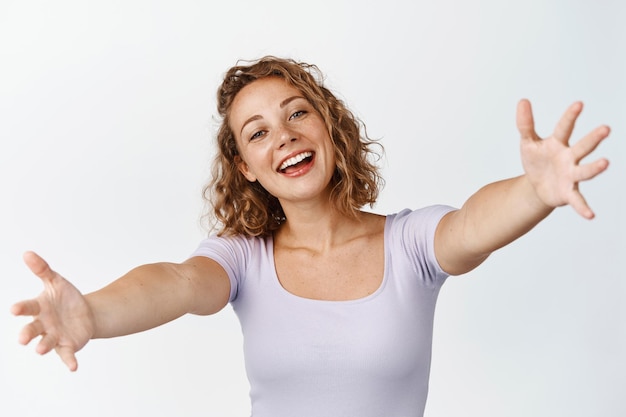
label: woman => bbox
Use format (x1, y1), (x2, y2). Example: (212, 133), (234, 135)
(11, 57), (610, 416)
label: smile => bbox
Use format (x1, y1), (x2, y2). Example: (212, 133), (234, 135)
(278, 151), (314, 173)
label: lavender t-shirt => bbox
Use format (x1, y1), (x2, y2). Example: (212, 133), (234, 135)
(191, 205), (455, 417)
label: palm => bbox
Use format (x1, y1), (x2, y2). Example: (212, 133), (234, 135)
(517, 100), (610, 219)
(11, 252), (95, 371)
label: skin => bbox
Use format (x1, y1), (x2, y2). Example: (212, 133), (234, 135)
(232, 77), (387, 300)
(435, 100), (609, 275)
(233, 77), (338, 208)
(11, 78), (610, 371)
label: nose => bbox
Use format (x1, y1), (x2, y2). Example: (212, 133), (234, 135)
(276, 124), (297, 149)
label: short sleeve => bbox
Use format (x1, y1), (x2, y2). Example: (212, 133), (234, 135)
(190, 234), (253, 302)
(388, 205), (456, 286)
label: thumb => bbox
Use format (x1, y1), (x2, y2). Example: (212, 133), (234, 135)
(516, 98), (537, 140)
(23, 251), (57, 284)
(56, 346), (79, 372)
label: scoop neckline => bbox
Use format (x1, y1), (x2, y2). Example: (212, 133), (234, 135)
(267, 214), (392, 305)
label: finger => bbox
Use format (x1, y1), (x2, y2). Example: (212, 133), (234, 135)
(23, 251), (56, 284)
(36, 332), (58, 355)
(569, 189), (594, 220)
(17, 320), (45, 345)
(553, 101), (583, 144)
(575, 158), (610, 182)
(10, 299), (41, 317)
(56, 346), (78, 372)
(572, 125), (611, 162)
(516, 99), (537, 140)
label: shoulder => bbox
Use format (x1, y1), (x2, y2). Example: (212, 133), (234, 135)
(190, 233), (271, 302)
(195, 232), (266, 251)
(191, 233), (269, 268)
(385, 205), (457, 263)
(386, 205), (457, 235)
(385, 206), (457, 282)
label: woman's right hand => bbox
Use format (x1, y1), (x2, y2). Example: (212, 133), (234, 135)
(11, 251), (96, 371)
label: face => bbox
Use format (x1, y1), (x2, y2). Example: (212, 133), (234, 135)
(230, 77), (336, 205)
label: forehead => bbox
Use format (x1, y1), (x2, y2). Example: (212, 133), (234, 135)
(230, 77), (303, 123)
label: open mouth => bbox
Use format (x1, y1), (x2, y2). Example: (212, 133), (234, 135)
(278, 151), (314, 174)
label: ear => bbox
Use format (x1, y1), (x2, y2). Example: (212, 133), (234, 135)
(234, 155), (257, 182)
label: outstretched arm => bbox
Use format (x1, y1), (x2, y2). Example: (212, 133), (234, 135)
(435, 99), (610, 276)
(11, 252), (230, 371)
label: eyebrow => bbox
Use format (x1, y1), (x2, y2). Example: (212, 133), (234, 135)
(239, 95), (306, 137)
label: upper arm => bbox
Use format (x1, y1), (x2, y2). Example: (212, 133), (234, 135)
(180, 256), (231, 315)
(434, 209), (490, 276)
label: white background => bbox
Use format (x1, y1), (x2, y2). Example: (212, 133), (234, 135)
(1, 1), (624, 416)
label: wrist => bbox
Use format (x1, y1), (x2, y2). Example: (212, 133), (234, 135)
(520, 175), (555, 216)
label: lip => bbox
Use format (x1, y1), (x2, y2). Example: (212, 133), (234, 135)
(276, 150), (315, 173)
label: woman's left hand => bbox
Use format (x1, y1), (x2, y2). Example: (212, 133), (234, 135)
(517, 99), (610, 219)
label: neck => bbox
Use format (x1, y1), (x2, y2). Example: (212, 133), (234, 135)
(276, 198), (364, 252)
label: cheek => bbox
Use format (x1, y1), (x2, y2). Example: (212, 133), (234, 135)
(246, 149), (270, 169)
(240, 149), (273, 180)
(325, 141), (338, 167)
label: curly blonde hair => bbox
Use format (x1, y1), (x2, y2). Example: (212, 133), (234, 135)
(204, 56), (383, 237)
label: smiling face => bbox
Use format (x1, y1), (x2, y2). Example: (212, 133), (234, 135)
(229, 76), (337, 206)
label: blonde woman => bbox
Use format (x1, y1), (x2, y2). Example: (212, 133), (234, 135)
(12, 57), (610, 416)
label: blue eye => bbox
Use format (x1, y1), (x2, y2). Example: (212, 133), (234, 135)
(289, 110), (306, 120)
(250, 130), (265, 141)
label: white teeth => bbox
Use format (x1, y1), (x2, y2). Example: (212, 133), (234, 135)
(279, 151), (312, 171)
